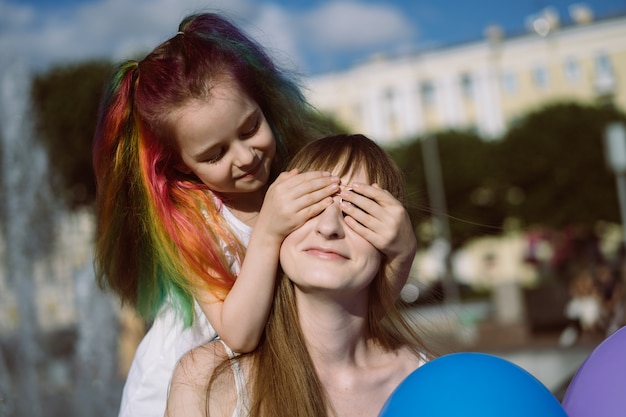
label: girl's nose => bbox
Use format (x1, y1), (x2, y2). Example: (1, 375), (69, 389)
(232, 140), (255, 167)
(315, 199), (345, 239)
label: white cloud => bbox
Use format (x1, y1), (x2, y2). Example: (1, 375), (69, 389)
(0, 1), (36, 33)
(299, 1), (415, 52)
(0, 0), (416, 74)
(244, 4), (303, 72)
(0, 0), (262, 71)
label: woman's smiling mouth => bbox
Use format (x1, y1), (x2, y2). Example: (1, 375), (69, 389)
(304, 246), (349, 260)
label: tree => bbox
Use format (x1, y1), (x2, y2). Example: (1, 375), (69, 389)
(388, 130), (503, 247)
(435, 131), (506, 246)
(386, 138), (427, 239)
(31, 61), (112, 209)
(495, 102), (626, 229)
(388, 102), (626, 249)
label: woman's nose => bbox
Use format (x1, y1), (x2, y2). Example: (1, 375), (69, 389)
(315, 199), (345, 239)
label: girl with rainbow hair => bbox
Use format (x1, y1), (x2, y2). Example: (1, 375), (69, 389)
(93, 12), (417, 417)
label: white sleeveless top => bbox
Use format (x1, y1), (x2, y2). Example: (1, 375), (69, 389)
(118, 203), (252, 417)
(220, 340), (251, 417)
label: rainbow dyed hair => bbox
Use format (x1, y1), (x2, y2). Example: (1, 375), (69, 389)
(93, 13), (327, 325)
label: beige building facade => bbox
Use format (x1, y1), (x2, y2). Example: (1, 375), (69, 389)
(305, 6), (626, 144)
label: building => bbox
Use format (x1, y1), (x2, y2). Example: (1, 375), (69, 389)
(305, 5), (626, 144)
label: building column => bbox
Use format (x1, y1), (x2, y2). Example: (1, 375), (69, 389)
(474, 67), (505, 138)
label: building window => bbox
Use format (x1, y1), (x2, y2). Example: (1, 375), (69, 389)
(460, 73), (473, 99)
(595, 53), (613, 78)
(420, 81), (435, 106)
(502, 72), (518, 94)
(564, 58), (581, 83)
(593, 53), (615, 95)
(533, 65), (549, 89)
(383, 88), (398, 136)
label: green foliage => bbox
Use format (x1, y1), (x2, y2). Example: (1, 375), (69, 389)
(386, 137), (426, 223)
(31, 60), (113, 209)
(434, 131), (507, 245)
(388, 131), (506, 247)
(310, 110), (350, 136)
(388, 102), (626, 247)
(495, 102), (626, 228)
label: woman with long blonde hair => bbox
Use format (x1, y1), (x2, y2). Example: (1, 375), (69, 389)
(166, 134), (431, 417)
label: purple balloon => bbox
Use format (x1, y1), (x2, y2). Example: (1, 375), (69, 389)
(562, 326), (626, 417)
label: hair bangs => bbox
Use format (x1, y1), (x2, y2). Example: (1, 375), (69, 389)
(287, 134), (406, 205)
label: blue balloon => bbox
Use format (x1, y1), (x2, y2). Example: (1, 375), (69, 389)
(562, 325), (626, 417)
(379, 352), (567, 417)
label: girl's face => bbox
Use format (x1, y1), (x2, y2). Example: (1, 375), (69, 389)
(172, 79), (276, 203)
(279, 168), (381, 295)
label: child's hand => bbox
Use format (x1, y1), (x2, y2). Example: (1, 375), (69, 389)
(258, 169), (340, 240)
(339, 182), (417, 300)
(339, 182), (417, 263)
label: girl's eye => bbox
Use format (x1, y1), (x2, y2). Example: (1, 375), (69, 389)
(240, 118), (260, 139)
(205, 148), (225, 164)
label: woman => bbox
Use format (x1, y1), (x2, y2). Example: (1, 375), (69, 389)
(165, 134), (432, 417)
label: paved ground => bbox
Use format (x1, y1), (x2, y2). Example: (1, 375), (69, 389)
(406, 303), (606, 400)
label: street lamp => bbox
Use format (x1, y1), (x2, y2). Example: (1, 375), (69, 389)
(604, 122), (626, 245)
(421, 135), (460, 305)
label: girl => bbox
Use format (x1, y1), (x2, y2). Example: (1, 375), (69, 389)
(165, 134), (432, 417)
(93, 13), (417, 417)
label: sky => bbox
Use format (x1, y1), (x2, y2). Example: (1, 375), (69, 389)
(1, 0), (625, 76)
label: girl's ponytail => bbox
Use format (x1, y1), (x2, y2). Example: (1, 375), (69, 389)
(93, 61), (148, 309)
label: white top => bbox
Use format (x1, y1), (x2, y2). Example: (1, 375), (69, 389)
(118, 203), (252, 417)
(220, 340), (251, 417)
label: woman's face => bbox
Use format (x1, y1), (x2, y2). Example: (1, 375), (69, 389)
(279, 168), (382, 294)
(172, 78), (276, 203)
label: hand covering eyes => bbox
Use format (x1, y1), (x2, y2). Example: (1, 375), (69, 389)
(339, 188), (370, 217)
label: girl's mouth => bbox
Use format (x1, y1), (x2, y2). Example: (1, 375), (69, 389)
(238, 159), (263, 179)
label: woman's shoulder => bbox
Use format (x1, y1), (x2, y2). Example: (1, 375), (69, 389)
(166, 341), (232, 417)
(392, 345), (430, 376)
(174, 341), (228, 382)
